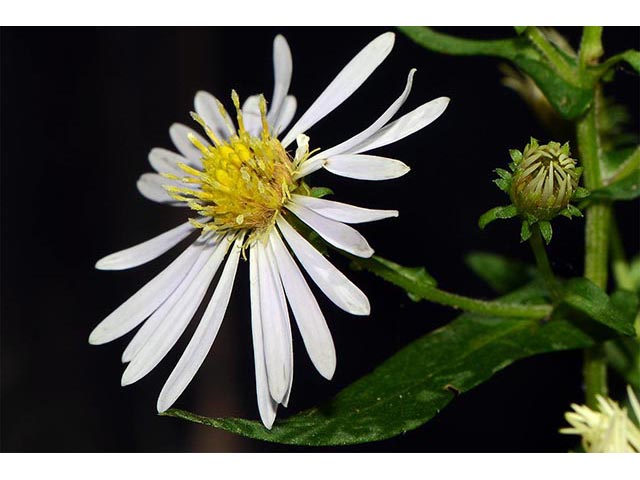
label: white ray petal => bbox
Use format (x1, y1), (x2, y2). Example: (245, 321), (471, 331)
(264, 242), (294, 408)
(136, 173), (189, 206)
(121, 235), (232, 386)
(286, 203), (373, 258)
(157, 235), (243, 413)
(169, 123), (210, 165)
(96, 222), (195, 271)
(350, 97), (450, 154)
(291, 194), (398, 224)
(311, 69), (416, 161)
(281, 32), (395, 148)
(269, 230), (336, 380)
(249, 245), (278, 429)
(241, 95), (262, 137)
(148, 148), (191, 176)
(276, 217), (370, 315)
(194, 90), (236, 140)
(89, 240), (204, 345)
(267, 35), (293, 126)
(121, 239), (213, 363)
(324, 154), (410, 180)
(255, 240), (292, 404)
(272, 95), (297, 137)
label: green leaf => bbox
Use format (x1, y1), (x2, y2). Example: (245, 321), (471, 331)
(601, 147), (638, 179)
(163, 284), (607, 446)
(509, 149), (523, 164)
(558, 204), (583, 219)
(592, 49), (640, 77)
(465, 251), (535, 294)
(561, 278), (638, 336)
(478, 205), (517, 229)
(604, 289), (640, 389)
(590, 169), (640, 201)
(310, 186), (334, 198)
(573, 187), (590, 200)
(538, 221), (553, 244)
(513, 26), (528, 35)
(398, 27), (592, 119)
(351, 255), (437, 300)
(604, 337), (640, 390)
(513, 55), (593, 120)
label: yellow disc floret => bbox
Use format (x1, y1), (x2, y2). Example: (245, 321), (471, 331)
(163, 91), (303, 244)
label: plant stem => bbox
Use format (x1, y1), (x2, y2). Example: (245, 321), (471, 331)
(407, 284), (552, 320)
(577, 27), (609, 408)
(349, 256), (553, 320)
(579, 27), (604, 69)
(526, 27), (577, 83)
(529, 224), (562, 302)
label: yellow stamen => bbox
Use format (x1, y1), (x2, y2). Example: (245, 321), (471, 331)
(162, 90), (302, 243)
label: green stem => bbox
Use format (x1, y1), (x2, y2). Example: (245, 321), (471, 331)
(526, 27), (577, 83)
(583, 347), (608, 406)
(529, 225), (562, 301)
(579, 27), (604, 69)
(576, 28), (610, 407)
(584, 203), (612, 288)
(406, 284), (552, 319)
(350, 256), (552, 320)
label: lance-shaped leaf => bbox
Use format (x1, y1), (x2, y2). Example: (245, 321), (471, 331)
(478, 205), (518, 229)
(162, 283), (610, 446)
(399, 27), (592, 119)
(560, 278), (638, 336)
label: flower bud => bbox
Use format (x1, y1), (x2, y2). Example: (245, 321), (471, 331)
(509, 138), (582, 221)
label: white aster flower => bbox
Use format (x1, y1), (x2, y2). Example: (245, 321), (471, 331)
(560, 386), (640, 452)
(90, 32), (449, 429)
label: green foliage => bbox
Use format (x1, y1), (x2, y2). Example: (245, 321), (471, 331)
(310, 186), (334, 198)
(163, 284), (608, 446)
(592, 49), (640, 77)
(601, 147), (638, 180)
(398, 27), (593, 119)
(590, 172), (640, 201)
(465, 251), (535, 294)
(538, 221), (553, 244)
(561, 278), (638, 336)
(478, 205), (517, 229)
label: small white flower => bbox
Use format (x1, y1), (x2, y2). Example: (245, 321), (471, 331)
(90, 32), (449, 429)
(560, 386), (640, 452)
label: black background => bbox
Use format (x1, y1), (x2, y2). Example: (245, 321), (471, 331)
(1, 27), (638, 452)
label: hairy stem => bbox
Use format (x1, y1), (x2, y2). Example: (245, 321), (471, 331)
(349, 255), (552, 320)
(577, 27), (609, 408)
(402, 284), (552, 319)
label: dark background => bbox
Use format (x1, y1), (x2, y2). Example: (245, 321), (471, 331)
(1, 27), (638, 452)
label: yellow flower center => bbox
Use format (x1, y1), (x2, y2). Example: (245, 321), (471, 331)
(164, 91), (305, 243)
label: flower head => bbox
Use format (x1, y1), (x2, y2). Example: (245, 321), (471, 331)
(479, 138), (589, 244)
(90, 32), (449, 428)
(509, 138), (581, 221)
(560, 386), (640, 453)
